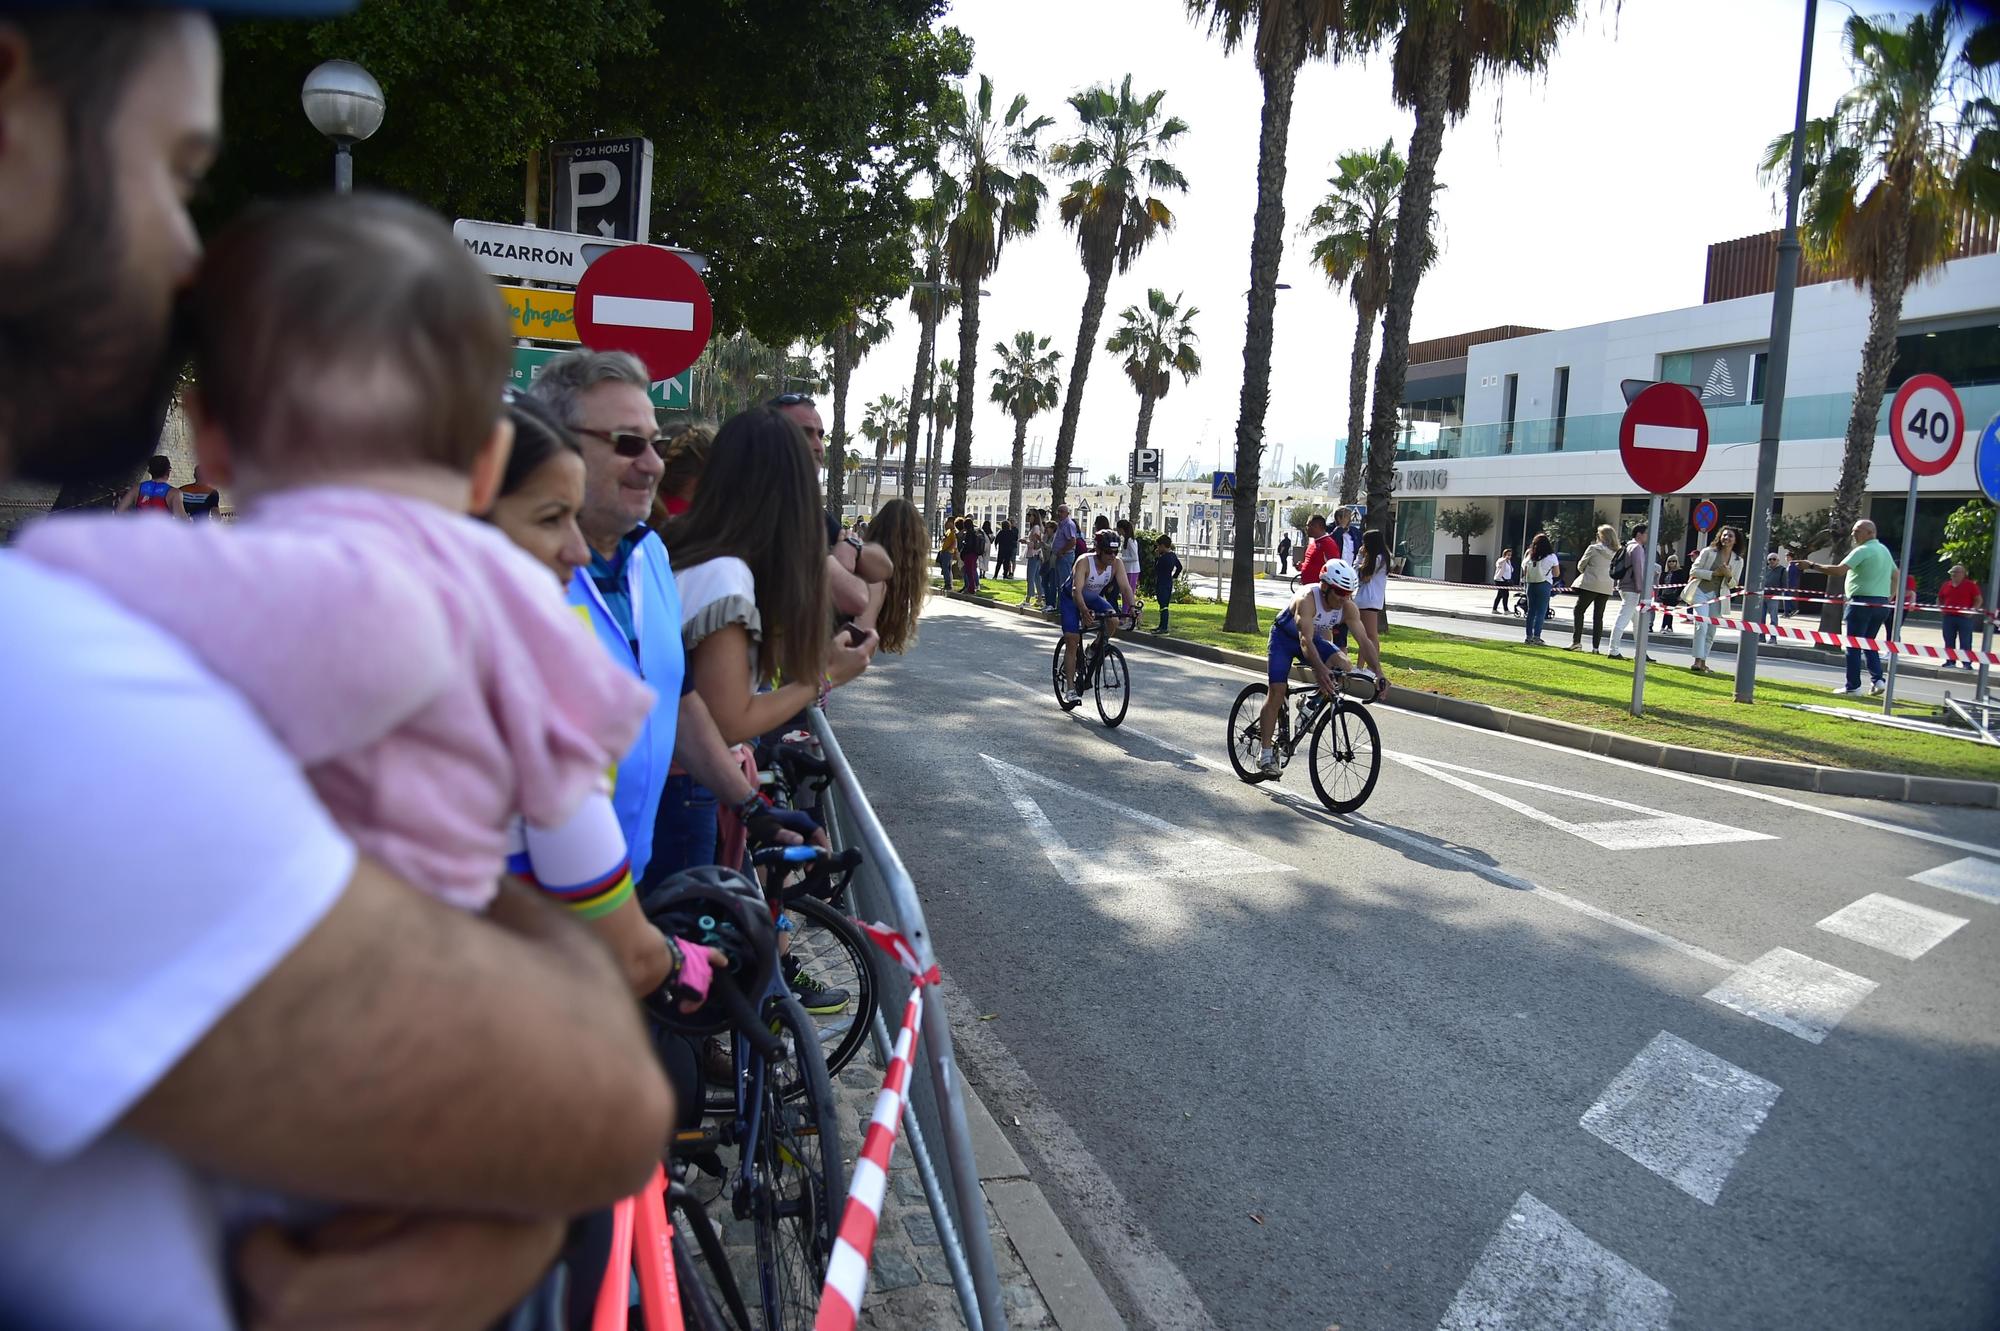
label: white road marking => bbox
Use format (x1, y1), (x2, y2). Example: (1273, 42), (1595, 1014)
(979, 753), (1295, 887)
(938, 973), (1222, 1331)
(1437, 1192), (1674, 1331)
(1389, 752), (1775, 851)
(590, 293), (695, 329)
(1702, 947), (1878, 1045)
(1816, 893), (1968, 960)
(1909, 855), (2000, 905)
(981, 668), (1741, 969)
(1580, 1031), (1781, 1205)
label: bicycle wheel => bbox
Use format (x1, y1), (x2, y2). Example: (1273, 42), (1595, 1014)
(783, 896), (875, 1082)
(1308, 700), (1381, 813)
(1225, 683), (1288, 782)
(1051, 639), (1080, 711)
(1094, 645), (1129, 728)
(753, 994), (846, 1331)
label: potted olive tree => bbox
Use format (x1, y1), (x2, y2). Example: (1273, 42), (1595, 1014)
(1437, 504), (1493, 584)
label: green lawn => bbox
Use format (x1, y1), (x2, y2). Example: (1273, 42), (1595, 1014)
(933, 580), (1998, 783)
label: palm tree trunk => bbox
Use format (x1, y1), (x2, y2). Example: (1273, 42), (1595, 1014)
(950, 277), (981, 522)
(871, 436), (888, 510)
(903, 295), (938, 497)
(827, 325), (853, 511)
(1340, 297), (1376, 506)
(1129, 390), (1158, 526)
(1051, 255), (1114, 511)
(1224, 4), (1306, 634)
(1363, 24), (1452, 540)
(1008, 413), (1030, 528)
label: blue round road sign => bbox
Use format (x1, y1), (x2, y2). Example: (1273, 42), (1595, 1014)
(1976, 411), (2000, 506)
(1693, 499), (1718, 532)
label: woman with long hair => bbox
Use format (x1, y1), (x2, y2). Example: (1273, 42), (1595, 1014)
(1353, 529), (1390, 645)
(858, 497), (930, 653)
(1522, 532), (1559, 645)
(1567, 524), (1617, 653)
(669, 407), (875, 744)
(1684, 525), (1743, 674)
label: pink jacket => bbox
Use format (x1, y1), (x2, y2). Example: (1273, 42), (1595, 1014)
(20, 488), (654, 910)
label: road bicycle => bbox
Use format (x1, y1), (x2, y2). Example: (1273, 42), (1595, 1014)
(1051, 612), (1131, 728)
(1225, 669), (1383, 813)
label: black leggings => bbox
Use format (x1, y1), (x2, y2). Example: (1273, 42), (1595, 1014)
(1572, 590), (1610, 648)
(1492, 584), (1512, 613)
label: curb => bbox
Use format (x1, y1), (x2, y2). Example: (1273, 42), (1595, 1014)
(941, 589), (2000, 810)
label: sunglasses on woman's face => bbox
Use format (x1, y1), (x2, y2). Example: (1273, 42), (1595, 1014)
(575, 427), (666, 458)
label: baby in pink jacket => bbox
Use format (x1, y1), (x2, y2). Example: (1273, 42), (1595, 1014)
(21, 193), (652, 916)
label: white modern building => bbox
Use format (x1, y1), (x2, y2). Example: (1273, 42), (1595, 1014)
(1362, 229), (1998, 595)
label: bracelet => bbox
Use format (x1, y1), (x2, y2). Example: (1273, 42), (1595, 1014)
(734, 789), (766, 824)
(817, 672), (831, 709)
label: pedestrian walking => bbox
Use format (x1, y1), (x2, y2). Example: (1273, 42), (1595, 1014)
(1491, 548), (1517, 614)
(1801, 519), (1897, 696)
(1152, 534), (1184, 632)
(997, 517), (1019, 580)
(1567, 524), (1617, 653)
(1607, 524), (1655, 661)
(937, 521), (957, 592)
(1521, 533), (1558, 645)
(1024, 509), (1046, 608)
(1939, 564), (1983, 667)
(1655, 553), (1681, 635)
(1353, 529), (1390, 645)
(1683, 526), (1743, 674)
(1278, 531), (1293, 574)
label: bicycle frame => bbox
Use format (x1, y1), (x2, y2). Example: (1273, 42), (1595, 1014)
(595, 1164), (682, 1331)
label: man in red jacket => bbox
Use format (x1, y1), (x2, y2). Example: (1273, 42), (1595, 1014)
(1939, 563), (1983, 667)
(1296, 513), (1340, 585)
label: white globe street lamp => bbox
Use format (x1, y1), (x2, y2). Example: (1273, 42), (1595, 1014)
(300, 59), (385, 194)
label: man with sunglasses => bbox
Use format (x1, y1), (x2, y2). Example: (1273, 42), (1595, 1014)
(771, 391), (890, 617)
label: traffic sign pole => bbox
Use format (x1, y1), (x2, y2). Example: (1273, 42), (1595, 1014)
(1880, 373), (1966, 714)
(1630, 490), (1663, 719)
(1979, 522), (1998, 704)
(1883, 474), (1921, 715)
(1976, 412), (2000, 703)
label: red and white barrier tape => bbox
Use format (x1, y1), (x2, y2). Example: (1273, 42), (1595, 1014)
(815, 921), (942, 1331)
(1646, 602), (2000, 665)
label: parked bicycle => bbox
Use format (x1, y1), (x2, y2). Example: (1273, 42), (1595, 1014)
(1225, 670), (1384, 813)
(1050, 613), (1131, 727)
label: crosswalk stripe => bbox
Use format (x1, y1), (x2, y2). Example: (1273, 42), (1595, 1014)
(1580, 1031), (1781, 1205)
(1703, 948), (1878, 1045)
(1437, 1192), (1673, 1330)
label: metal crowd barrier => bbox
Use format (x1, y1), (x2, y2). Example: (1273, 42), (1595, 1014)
(807, 706), (1008, 1331)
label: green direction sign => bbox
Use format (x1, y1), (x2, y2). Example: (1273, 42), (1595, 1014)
(509, 346), (690, 410)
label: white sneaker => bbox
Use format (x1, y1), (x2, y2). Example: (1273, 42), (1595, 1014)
(1259, 749), (1283, 777)
(1065, 689), (1083, 705)
(1870, 680), (1886, 696)
(1830, 684), (1863, 696)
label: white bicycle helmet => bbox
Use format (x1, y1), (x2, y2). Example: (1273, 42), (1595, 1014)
(1320, 557), (1360, 593)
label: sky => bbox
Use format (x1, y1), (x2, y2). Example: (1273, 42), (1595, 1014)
(841, 0), (1878, 489)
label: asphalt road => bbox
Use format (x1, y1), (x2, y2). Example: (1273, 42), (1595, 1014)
(835, 597), (2000, 1331)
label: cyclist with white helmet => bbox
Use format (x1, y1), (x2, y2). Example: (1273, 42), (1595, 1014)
(1254, 558), (1382, 776)
(1059, 528), (1135, 705)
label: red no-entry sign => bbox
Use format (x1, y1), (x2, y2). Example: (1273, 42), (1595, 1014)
(1619, 382), (1709, 495)
(574, 245), (714, 382)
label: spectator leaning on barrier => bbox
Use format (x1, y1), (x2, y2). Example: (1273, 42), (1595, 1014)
(1939, 563), (1982, 668)
(0, 10), (673, 1327)
(1802, 518), (1897, 697)
(1607, 524), (1654, 662)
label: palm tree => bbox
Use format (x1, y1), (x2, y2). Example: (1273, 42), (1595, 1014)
(1347, 0), (1582, 539)
(902, 181), (960, 498)
(989, 331), (1064, 528)
(860, 392), (908, 511)
(1046, 76), (1190, 511)
(1762, 1), (1999, 566)
(1305, 140), (1431, 507)
(1107, 289), (1201, 526)
(1186, 0), (1352, 632)
(942, 75), (1053, 524)
(1290, 460), (1327, 490)
(826, 304), (893, 511)
(923, 357), (958, 528)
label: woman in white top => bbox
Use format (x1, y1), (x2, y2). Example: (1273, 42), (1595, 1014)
(1117, 518), (1143, 613)
(1684, 525), (1744, 674)
(1521, 532), (1560, 645)
(671, 408), (877, 745)
(1491, 547), (1517, 614)
(1024, 510), (1046, 609)
(1352, 529), (1390, 645)
(1566, 524), (1619, 653)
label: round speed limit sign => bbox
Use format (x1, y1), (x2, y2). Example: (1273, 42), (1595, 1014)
(1888, 372), (1965, 476)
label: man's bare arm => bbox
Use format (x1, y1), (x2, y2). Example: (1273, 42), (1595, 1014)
(125, 861), (672, 1215)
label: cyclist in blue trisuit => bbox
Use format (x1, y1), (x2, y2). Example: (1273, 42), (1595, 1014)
(1255, 557), (1384, 776)
(1059, 528), (1134, 705)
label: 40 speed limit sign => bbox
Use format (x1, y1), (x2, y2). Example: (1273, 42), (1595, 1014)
(1889, 372), (1965, 476)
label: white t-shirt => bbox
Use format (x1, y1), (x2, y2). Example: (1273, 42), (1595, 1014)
(1353, 560), (1388, 611)
(0, 557), (354, 1330)
(678, 556), (761, 686)
(1523, 553), (1560, 584)
(1120, 538), (1141, 580)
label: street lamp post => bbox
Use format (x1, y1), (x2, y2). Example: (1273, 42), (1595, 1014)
(301, 60), (385, 194)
